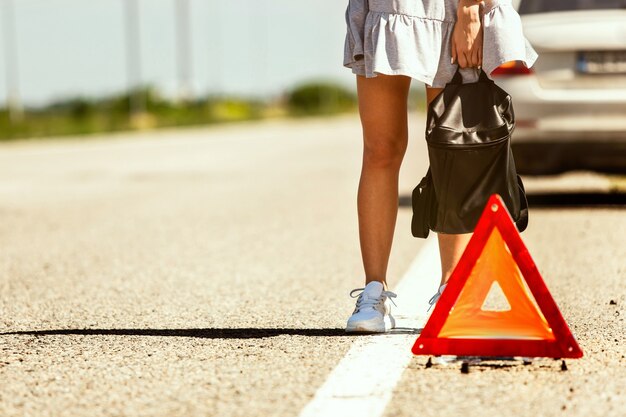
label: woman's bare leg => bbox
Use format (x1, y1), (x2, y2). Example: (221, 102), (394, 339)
(425, 86), (474, 286)
(356, 73), (412, 289)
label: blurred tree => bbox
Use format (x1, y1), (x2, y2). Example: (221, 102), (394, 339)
(286, 81), (356, 116)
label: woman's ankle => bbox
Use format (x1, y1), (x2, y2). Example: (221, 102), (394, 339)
(365, 278), (388, 290)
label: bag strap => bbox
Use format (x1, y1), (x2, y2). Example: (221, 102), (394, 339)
(411, 167), (434, 239)
(515, 174), (529, 232)
(448, 67), (492, 85)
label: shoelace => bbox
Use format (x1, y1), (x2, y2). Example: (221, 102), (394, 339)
(349, 287), (398, 313)
(427, 283), (447, 312)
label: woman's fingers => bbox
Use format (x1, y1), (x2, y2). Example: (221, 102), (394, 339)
(474, 27), (484, 68)
(460, 51), (471, 69)
(455, 44), (482, 69)
(471, 45), (480, 68)
(452, 35), (468, 68)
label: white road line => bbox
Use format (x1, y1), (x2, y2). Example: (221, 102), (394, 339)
(298, 234), (441, 417)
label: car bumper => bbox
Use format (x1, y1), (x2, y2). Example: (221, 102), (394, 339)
(494, 76), (626, 142)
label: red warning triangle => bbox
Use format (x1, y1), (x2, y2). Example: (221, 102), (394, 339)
(412, 194), (583, 359)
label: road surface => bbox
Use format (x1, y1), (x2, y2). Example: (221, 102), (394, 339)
(0, 113), (624, 417)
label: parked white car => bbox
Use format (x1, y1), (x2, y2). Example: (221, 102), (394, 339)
(492, 0), (626, 174)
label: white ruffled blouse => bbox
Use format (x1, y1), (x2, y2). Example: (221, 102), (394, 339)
(343, 0), (538, 87)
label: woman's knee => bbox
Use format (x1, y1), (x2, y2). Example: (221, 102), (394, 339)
(362, 134), (407, 168)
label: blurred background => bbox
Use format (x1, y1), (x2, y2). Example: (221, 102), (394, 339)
(1, 0), (624, 177)
(0, 0), (425, 140)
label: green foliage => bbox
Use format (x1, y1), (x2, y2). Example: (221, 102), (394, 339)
(206, 97), (264, 122)
(286, 80), (357, 116)
(0, 80), (362, 141)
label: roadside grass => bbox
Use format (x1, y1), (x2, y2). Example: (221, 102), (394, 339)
(0, 81), (428, 142)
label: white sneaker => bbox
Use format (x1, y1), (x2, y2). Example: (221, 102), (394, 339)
(345, 281), (397, 333)
(426, 282), (448, 313)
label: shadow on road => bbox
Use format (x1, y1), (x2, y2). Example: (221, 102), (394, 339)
(1, 327), (423, 338)
(0, 328), (352, 339)
(399, 191), (626, 209)
(525, 192), (626, 207)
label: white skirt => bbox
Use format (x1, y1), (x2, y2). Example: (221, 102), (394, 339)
(343, 0), (538, 87)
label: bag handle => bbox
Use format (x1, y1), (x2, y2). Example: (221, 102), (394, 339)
(449, 67), (492, 85)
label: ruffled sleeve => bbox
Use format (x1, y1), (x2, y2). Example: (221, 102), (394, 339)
(481, 0), (538, 75)
(343, 0), (368, 70)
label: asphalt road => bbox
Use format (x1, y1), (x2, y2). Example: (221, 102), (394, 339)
(0, 113), (624, 417)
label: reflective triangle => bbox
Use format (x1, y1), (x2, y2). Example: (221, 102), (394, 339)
(412, 194), (583, 359)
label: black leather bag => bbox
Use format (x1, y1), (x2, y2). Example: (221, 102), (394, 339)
(411, 68), (528, 238)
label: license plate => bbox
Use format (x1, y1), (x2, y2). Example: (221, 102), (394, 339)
(576, 50), (626, 74)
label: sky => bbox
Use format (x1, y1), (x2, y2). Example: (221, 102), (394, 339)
(0, 0), (356, 107)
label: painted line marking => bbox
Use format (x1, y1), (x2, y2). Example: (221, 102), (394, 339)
(298, 234), (441, 417)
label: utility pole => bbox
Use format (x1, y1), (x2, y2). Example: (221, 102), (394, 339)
(124, 0), (145, 116)
(2, 0), (24, 122)
(175, 0), (192, 103)
(255, 0), (269, 98)
(210, 0), (223, 98)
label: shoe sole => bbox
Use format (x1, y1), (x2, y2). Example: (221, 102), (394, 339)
(345, 314), (396, 333)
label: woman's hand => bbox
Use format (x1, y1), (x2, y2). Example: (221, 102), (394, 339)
(451, 0), (483, 68)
